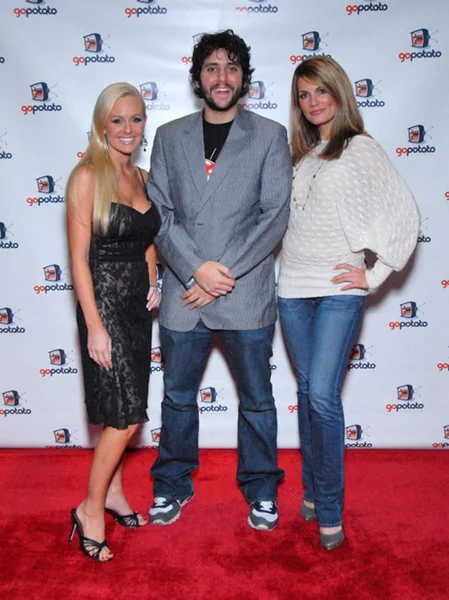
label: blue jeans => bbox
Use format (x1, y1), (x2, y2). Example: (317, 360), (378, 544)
(151, 321), (284, 503)
(278, 295), (366, 527)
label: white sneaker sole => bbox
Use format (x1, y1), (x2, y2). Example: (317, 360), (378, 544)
(247, 516), (277, 531)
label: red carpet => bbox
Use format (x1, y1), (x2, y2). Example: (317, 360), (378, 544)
(0, 449), (447, 600)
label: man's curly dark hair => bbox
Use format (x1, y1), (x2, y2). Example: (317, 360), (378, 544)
(190, 30), (254, 99)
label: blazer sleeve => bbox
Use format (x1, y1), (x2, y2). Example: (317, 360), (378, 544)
(218, 127), (292, 278)
(147, 128), (206, 285)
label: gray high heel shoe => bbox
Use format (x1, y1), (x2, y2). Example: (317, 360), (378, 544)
(320, 528), (344, 551)
(300, 502), (317, 521)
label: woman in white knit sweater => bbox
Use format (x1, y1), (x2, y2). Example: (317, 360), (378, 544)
(277, 57), (419, 550)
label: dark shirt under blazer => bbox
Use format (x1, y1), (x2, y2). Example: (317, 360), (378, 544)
(147, 108), (292, 332)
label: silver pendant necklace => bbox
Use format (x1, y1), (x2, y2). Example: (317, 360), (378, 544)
(293, 161), (324, 210)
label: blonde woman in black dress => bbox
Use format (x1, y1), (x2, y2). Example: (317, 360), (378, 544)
(67, 83), (160, 561)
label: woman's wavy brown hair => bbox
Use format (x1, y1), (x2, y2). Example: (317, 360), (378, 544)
(290, 56), (364, 165)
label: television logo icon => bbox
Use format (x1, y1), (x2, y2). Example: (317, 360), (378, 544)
(151, 428), (161, 443)
(411, 29), (431, 48)
(140, 82), (159, 102)
(350, 344), (366, 360)
(192, 33), (204, 46)
(407, 125), (432, 144)
(36, 175), (57, 194)
(151, 347), (162, 363)
(444, 425), (449, 440)
(346, 424), (363, 441)
(249, 81), (266, 100)
(400, 301), (417, 319)
(30, 82), (50, 102)
(83, 33), (106, 53)
(49, 349), (67, 366)
(43, 264), (62, 281)
(355, 79), (380, 98)
(27, 0), (44, 4)
(3, 390), (20, 406)
(345, 423), (372, 447)
(0, 307), (14, 325)
(0, 222), (15, 242)
(396, 384), (415, 401)
(53, 428), (71, 444)
(302, 31), (322, 51)
(199, 387), (218, 403)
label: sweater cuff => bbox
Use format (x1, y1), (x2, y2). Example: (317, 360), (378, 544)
(366, 260), (394, 292)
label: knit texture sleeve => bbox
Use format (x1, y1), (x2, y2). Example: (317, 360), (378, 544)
(336, 136), (420, 271)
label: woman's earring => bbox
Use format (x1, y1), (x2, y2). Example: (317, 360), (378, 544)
(140, 134), (148, 153)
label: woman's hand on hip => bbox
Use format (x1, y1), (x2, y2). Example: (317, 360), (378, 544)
(332, 263), (368, 291)
(87, 324), (112, 370)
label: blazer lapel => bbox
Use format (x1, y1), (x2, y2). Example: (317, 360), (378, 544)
(180, 112), (208, 201)
(198, 109), (252, 211)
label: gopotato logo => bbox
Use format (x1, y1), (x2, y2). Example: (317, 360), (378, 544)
(345, 424), (373, 448)
(347, 343), (376, 371)
(0, 222), (19, 249)
(240, 80), (278, 111)
(14, 0), (57, 18)
(417, 217), (431, 243)
(236, 0), (279, 14)
(47, 428), (82, 449)
(437, 362), (449, 372)
(198, 386), (227, 414)
(0, 133), (12, 159)
(441, 280), (449, 289)
(151, 428), (161, 444)
(354, 79), (385, 109)
(139, 82), (170, 111)
(396, 124), (435, 157)
(431, 425), (449, 449)
(290, 32), (330, 65)
(34, 263), (73, 295)
(0, 307), (25, 333)
(27, 175), (64, 207)
(1, 390), (31, 417)
(389, 301), (427, 331)
(22, 81), (62, 116)
(150, 346), (164, 374)
(73, 34), (115, 67)
(386, 384), (424, 412)
(40, 348), (78, 377)
(399, 28), (442, 63)
(346, 2), (388, 15)
(125, 0), (168, 18)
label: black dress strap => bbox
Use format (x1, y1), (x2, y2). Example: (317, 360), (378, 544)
(137, 166), (146, 188)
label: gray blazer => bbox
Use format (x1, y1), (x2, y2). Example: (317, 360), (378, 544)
(147, 108), (292, 332)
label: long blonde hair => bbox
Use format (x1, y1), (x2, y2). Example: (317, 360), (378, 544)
(66, 82), (146, 234)
(290, 57), (364, 165)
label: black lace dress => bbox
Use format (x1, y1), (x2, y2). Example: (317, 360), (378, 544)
(76, 198), (160, 429)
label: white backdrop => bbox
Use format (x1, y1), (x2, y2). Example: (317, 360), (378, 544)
(1, 0), (448, 450)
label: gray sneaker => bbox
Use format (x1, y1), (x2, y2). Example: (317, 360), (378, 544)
(248, 501), (278, 531)
(149, 493), (194, 526)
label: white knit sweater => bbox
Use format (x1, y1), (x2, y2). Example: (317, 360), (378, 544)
(277, 136), (420, 298)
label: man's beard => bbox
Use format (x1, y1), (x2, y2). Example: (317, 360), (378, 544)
(200, 83), (242, 113)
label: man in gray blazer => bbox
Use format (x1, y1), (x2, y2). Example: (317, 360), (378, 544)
(147, 30), (292, 530)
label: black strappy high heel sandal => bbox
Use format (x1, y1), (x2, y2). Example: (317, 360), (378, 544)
(105, 508), (146, 528)
(68, 508), (113, 562)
